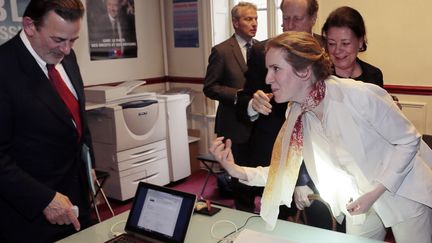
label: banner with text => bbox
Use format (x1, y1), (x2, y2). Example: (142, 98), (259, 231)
(0, 0), (29, 45)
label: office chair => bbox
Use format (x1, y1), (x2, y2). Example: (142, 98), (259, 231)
(196, 153), (222, 200)
(294, 194), (337, 231)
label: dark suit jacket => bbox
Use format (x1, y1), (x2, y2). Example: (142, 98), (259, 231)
(0, 34), (94, 242)
(235, 39), (287, 165)
(203, 35), (256, 144)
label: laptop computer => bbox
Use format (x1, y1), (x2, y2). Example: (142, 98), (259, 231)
(106, 181), (197, 243)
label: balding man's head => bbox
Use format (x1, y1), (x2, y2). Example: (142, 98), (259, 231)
(280, 0), (318, 32)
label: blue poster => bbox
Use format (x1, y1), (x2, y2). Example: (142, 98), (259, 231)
(173, 0), (199, 48)
(0, 0), (29, 45)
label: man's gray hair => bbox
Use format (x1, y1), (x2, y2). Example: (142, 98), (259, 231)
(231, 1), (257, 20)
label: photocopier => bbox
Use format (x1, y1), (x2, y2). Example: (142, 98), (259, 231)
(85, 81), (170, 201)
(85, 81), (192, 201)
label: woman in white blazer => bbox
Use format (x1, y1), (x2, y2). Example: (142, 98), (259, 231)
(210, 31), (432, 243)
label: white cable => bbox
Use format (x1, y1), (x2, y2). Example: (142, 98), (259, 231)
(210, 219), (238, 242)
(110, 220), (127, 237)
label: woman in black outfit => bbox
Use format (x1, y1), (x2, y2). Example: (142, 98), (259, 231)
(322, 6), (402, 108)
(322, 6), (383, 87)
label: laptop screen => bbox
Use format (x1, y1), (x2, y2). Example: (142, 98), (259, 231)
(125, 182), (196, 243)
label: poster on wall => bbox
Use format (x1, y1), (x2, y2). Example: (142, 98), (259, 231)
(0, 0), (29, 45)
(87, 0), (137, 60)
(173, 0), (199, 48)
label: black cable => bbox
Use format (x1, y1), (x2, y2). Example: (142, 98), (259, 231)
(216, 215), (261, 243)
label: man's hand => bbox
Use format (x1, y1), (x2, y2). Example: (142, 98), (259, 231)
(43, 192), (80, 231)
(294, 185), (313, 210)
(251, 90), (273, 115)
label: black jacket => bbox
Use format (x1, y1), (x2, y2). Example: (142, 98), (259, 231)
(0, 33), (94, 242)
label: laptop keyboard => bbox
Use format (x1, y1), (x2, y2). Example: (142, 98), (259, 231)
(106, 234), (147, 243)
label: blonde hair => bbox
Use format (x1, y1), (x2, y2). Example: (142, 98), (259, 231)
(266, 31), (332, 82)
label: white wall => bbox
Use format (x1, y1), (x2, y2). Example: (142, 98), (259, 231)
(74, 0), (166, 85)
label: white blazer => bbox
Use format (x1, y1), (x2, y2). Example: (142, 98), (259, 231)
(242, 76), (432, 227)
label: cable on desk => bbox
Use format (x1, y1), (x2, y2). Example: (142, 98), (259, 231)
(110, 219), (127, 237)
(211, 219), (238, 242)
(215, 215), (261, 243)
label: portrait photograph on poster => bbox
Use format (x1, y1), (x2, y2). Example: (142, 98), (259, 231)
(87, 0), (137, 60)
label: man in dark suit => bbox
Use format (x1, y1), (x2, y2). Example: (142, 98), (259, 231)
(90, 0), (137, 59)
(203, 2), (258, 212)
(0, 1), (95, 242)
(235, 0), (331, 223)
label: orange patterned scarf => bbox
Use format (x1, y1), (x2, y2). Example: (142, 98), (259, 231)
(260, 80), (326, 230)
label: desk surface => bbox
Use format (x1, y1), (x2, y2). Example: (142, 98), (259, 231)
(58, 206), (384, 243)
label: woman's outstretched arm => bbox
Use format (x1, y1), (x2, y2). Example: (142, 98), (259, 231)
(209, 137), (247, 180)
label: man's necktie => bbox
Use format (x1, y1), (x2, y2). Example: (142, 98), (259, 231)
(46, 64), (82, 142)
(112, 19), (119, 39)
(245, 42), (252, 62)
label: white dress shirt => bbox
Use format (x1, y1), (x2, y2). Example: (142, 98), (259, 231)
(19, 30), (78, 99)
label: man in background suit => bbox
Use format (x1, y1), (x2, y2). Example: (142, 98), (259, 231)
(0, 0), (95, 242)
(203, 2), (258, 212)
(235, 0), (331, 224)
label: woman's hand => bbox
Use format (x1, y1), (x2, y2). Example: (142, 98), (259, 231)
(209, 137), (246, 180)
(346, 184), (386, 215)
(251, 90), (273, 115)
